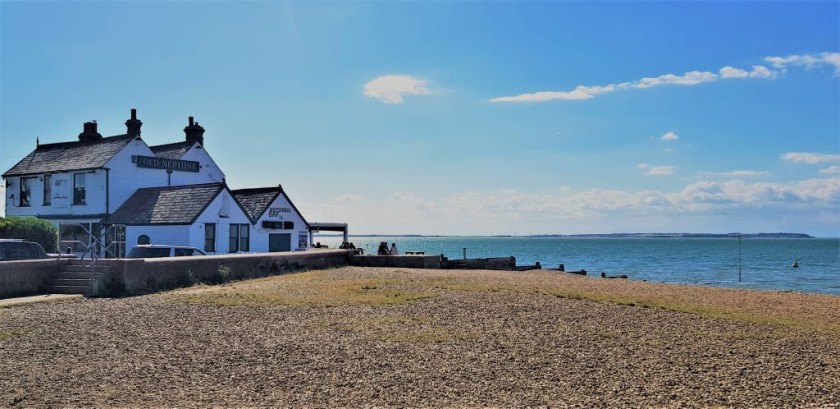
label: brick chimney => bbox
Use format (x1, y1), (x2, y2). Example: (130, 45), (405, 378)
(78, 121), (103, 142)
(184, 116), (205, 146)
(125, 108), (142, 137)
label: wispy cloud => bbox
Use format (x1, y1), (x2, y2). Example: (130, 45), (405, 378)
(698, 170), (770, 178)
(766, 52), (840, 75)
(638, 163), (675, 176)
(488, 85), (616, 102)
(781, 152), (840, 164)
(304, 177), (840, 235)
(819, 166), (840, 175)
(490, 52), (835, 103)
(661, 131), (679, 141)
(363, 75), (434, 104)
(719, 65), (775, 79)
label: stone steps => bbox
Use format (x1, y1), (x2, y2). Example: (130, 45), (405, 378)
(42, 263), (112, 296)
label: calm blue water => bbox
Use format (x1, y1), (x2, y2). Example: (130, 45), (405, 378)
(313, 236), (840, 295)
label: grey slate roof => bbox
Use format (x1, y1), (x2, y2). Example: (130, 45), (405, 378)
(3, 134), (135, 177)
(232, 187), (280, 222)
(104, 183), (224, 225)
(149, 141), (193, 160)
(232, 186), (309, 226)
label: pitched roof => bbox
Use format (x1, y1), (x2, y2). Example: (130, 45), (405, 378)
(149, 141), (193, 160)
(231, 185), (309, 226)
(104, 183), (224, 225)
(3, 134), (135, 177)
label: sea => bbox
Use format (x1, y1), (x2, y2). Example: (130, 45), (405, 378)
(312, 235), (840, 295)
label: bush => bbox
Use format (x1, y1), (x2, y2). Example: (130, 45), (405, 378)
(0, 216), (58, 252)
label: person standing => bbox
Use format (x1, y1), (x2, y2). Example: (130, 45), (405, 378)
(389, 243), (399, 255)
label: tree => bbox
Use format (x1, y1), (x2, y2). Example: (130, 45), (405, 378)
(0, 217), (58, 253)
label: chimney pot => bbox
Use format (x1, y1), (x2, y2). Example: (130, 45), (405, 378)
(125, 108), (143, 137)
(184, 115), (205, 146)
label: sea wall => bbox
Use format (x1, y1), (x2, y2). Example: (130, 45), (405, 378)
(350, 255), (444, 269)
(442, 257), (516, 270)
(0, 250), (350, 298)
(0, 259), (66, 298)
(100, 250), (350, 296)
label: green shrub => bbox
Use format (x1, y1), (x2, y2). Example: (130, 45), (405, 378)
(0, 216), (58, 252)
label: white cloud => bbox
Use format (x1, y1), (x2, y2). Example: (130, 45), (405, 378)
(638, 163), (674, 175)
(781, 152), (840, 164)
(766, 52), (840, 74)
(489, 85), (616, 102)
(698, 170), (770, 178)
(819, 166), (840, 175)
(302, 176), (840, 235)
(363, 75), (433, 104)
(631, 71), (718, 89)
(719, 65), (775, 79)
(661, 131), (679, 141)
(490, 52), (838, 103)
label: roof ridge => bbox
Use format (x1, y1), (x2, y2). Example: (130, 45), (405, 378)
(134, 182), (225, 192)
(33, 134), (132, 149)
(231, 186), (282, 194)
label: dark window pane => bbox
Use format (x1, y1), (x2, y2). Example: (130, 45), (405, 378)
(43, 175), (52, 205)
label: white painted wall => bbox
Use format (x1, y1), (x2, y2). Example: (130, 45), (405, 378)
(4, 169), (109, 217)
(188, 188), (251, 253)
(250, 192), (310, 252)
(169, 143), (226, 186)
(105, 139), (168, 210)
(126, 225), (190, 249)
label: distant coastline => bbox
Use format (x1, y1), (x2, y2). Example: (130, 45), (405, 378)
(323, 233), (816, 239)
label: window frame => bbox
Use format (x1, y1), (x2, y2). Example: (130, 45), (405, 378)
(229, 224), (249, 253)
(73, 173), (86, 205)
(204, 223), (216, 253)
(19, 176), (35, 207)
(43, 174), (52, 206)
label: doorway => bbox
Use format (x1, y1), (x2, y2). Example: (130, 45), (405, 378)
(269, 233), (291, 252)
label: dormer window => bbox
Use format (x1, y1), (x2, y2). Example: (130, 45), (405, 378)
(19, 177), (35, 207)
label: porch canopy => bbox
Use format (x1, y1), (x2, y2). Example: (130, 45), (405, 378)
(308, 222), (349, 245)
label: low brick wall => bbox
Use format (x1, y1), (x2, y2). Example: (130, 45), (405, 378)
(350, 255), (444, 269)
(100, 249), (350, 296)
(0, 259), (66, 299)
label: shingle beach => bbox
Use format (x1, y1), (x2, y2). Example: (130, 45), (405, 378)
(2, 266), (839, 408)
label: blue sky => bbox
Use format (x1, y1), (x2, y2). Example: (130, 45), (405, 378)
(1, 1), (839, 236)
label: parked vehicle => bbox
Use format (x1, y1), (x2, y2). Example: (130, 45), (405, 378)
(127, 245), (206, 258)
(0, 239), (50, 261)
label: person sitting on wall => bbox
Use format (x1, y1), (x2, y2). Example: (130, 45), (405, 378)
(390, 243), (399, 255)
(314, 242), (322, 248)
(377, 241), (389, 255)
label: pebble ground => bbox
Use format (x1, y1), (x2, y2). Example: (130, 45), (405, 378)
(1, 266), (838, 408)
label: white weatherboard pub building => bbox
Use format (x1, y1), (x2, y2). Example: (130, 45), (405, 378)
(2, 109), (312, 257)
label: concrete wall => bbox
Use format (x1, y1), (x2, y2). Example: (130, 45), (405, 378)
(442, 257), (516, 270)
(350, 255), (443, 269)
(98, 249), (350, 296)
(0, 250), (350, 299)
(0, 259), (66, 298)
